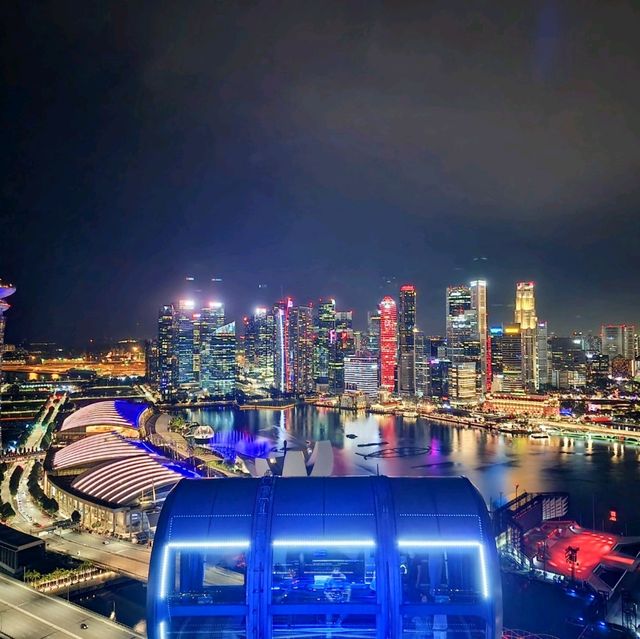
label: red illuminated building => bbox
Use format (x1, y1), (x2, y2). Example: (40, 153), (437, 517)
(379, 296), (398, 391)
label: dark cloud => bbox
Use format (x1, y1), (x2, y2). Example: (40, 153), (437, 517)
(1, 1), (640, 343)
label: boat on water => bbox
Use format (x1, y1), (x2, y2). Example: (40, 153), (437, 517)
(192, 423), (215, 444)
(529, 431), (550, 440)
(402, 410), (419, 419)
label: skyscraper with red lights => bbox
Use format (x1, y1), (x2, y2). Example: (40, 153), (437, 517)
(379, 296), (398, 391)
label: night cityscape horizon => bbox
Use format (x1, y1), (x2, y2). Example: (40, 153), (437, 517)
(2, 3), (640, 639)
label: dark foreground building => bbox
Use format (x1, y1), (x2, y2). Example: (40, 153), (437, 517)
(147, 476), (502, 639)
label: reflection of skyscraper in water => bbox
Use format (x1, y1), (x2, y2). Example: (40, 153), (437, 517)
(514, 282), (538, 391)
(0, 280), (16, 450)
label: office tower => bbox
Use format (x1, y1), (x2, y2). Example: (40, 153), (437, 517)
(344, 355), (379, 397)
(314, 299), (335, 385)
(0, 281), (15, 450)
(424, 336), (446, 358)
(428, 358), (450, 399)
(243, 308), (275, 387)
(367, 311), (381, 355)
(200, 322), (237, 397)
(450, 362), (478, 403)
(490, 325), (524, 393)
(157, 304), (178, 398)
(446, 285), (480, 400)
(144, 339), (159, 384)
(446, 286), (479, 360)
(194, 302), (226, 382)
(329, 310), (354, 393)
(175, 299), (196, 387)
(601, 325), (635, 361)
(586, 353), (609, 384)
(398, 285), (417, 395)
(274, 298), (292, 393)
(514, 282), (538, 391)
(379, 296), (398, 391)
(549, 337), (587, 389)
(536, 321), (551, 389)
(289, 304), (314, 394)
(470, 280), (489, 393)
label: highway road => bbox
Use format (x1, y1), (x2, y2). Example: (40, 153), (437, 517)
(0, 572), (144, 639)
(44, 530), (151, 581)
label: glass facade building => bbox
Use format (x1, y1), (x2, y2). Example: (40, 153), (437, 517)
(200, 322), (237, 398)
(398, 285), (417, 396)
(147, 476), (501, 639)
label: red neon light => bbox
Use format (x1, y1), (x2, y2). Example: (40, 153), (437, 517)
(379, 296), (397, 391)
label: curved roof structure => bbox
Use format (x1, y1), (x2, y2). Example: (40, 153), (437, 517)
(71, 456), (192, 506)
(147, 476), (502, 639)
(60, 400), (147, 433)
(52, 432), (148, 470)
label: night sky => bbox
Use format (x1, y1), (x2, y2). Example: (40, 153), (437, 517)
(2, 1), (640, 345)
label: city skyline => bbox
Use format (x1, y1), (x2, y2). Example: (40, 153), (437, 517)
(2, 272), (639, 346)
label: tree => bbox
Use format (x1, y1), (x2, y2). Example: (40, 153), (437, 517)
(9, 466), (23, 495)
(71, 510), (81, 525)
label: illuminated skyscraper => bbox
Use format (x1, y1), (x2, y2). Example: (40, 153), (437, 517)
(490, 325), (524, 393)
(176, 299), (196, 386)
(601, 324), (635, 361)
(289, 304), (315, 394)
(514, 282), (538, 391)
(398, 285), (417, 395)
(314, 299), (335, 385)
(194, 302), (226, 382)
(157, 304), (178, 398)
(201, 322), (237, 398)
(470, 280), (489, 393)
(536, 321), (551, 388)
(367, 311), (380, 355)
(446, 285), (480, 400)
(244, 308), (275, 387)
(446, 286), (478, 358)
(379, 296), (397, 391)
(274, 298), (292, 393)
(344, 355), (379, 397)
(328, 310), (354, 393)
(0, 280), (16, 450)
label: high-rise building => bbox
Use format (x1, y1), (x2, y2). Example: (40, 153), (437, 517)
(274, 298), (292, 393)
(601, 325), (635, 362)
(193, 302), (226, 382)
(490, 325), (524, 393)
(314, 299), (336, 385)
(0, 280), (16, 450)
(470, 280), (489, 393)
(450, 362), (478, 403)
(398, 285), (417, 395)
(323, 308), (354, 393)
(176, 299), (197, 387)
(428, 358), (451, 399)
(145, 339), (159, 384)
(201, 321), (237, 397)
(367, 311), (381, 355)
(289, 304), (314, 394)
(514, 282), (538, 391)
(536, 321), (550, 388)
(244, 308), (275, 387)
(157, 304), (177, 398)
(549, 337), (587, 389)
(379, 296), (398, 391)
(446, 285), (480, 399)
(344, 355), (379, 397)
